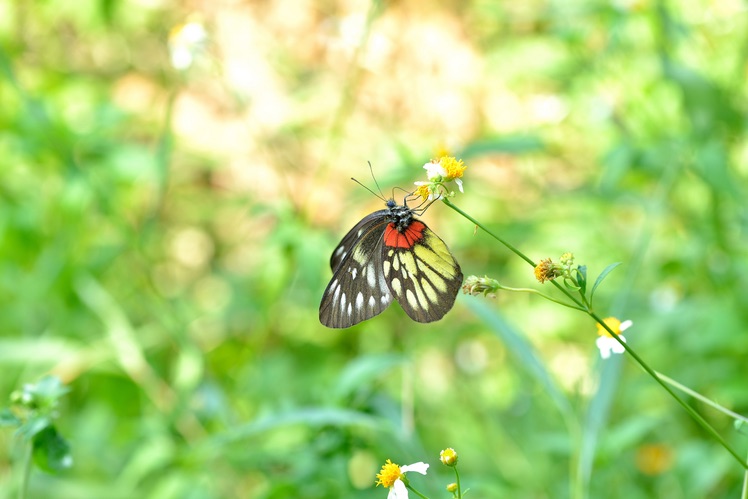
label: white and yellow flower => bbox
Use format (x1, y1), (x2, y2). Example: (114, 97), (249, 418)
(414, 156), (466, 201)
(375, 459), (429, 499)
(595, 317), (632, 359)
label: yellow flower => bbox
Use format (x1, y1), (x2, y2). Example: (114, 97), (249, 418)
(414, 156), (466, 200)
(375, 459), (429, 498)
(534, 258), (562, 283)
(440, 156), (466, 181)
(414, 184), (432, 201)
(440, 448), (458, 466)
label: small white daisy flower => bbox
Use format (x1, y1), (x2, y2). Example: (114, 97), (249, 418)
(596, 318), (632, 359)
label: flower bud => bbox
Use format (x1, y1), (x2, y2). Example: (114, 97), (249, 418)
(440, 447), (458, 467)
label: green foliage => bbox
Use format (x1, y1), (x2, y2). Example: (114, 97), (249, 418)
(2, 376), (73, 478)
(1, 1), (747, 498)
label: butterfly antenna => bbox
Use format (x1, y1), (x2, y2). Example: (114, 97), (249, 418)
(367, 161), (387, 199)
(351, 175), (386, 201)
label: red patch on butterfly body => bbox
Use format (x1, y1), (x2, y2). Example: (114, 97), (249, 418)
(383, 221), (426, 249)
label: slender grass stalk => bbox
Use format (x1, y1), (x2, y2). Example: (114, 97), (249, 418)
(742, 449), (748, 499)
(443, 198), (748, 470)
(19, 441), (32, 499)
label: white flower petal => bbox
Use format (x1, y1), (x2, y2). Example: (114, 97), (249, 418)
(619, 320), (633, 331)
(611, 335), (627, 354)
(392, 478), (408, 498)
(596, 336), (612, 359)
(596, 335), (626, 359)
(401, 462), (429, 475)
(455, 178), (464, 192)
(423, 162), (446, 180)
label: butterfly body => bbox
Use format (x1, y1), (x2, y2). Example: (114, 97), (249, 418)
(319, 199), (462, 328)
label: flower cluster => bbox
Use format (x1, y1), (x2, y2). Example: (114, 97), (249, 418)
(462, 275), (500, 298)
(533, 258), (563, 283)
(534, 252), (576, 284)
(414, 156), (466, 201)
(375, 448), (462, 498)
(375, 459), (429, 499)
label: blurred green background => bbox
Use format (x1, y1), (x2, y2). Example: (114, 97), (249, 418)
(1, 0), (747, 497)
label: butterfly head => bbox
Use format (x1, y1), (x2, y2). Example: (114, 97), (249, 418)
(384, 199), (416, 233)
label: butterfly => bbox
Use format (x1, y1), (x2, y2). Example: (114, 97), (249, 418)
(319, 195), (463, 328)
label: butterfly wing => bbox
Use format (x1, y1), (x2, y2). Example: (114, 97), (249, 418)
(382, 220), (463, 323)
(328, 209), (389, 272)
(319, 211), (394, 328)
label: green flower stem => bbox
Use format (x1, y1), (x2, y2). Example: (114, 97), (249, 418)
(496, 285), (587, 311)
(591, 315), (747, 470)
(406, 485), (429, 499)
(443, 199), (588, 313)
(654, 371), (748, 425)
(454, 466), (463, 498)
(444, 199), (748, 471)
(442, 198), (535, 266)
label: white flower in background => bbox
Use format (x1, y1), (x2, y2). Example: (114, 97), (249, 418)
(596, 317), (632, 359)
(168, 20), (208, 71)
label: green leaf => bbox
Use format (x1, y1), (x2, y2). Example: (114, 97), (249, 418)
(334, 354), (405, 401)
(576, 265), (588, 296)
(562, 278), (581, 292)
(0, 408), (20, 427)
(465, 300), (573, 421)
(18, 415), (52, 441)
(198, 407), (389, 460)
(32, 425), (73, 473)
(27, 375), (70, 412)
(577, 349), (626, 489)
(590, 262), (622, 304)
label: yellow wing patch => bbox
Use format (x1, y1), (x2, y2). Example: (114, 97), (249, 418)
(382, 226), (462, 323)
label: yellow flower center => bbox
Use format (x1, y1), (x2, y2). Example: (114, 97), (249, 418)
(596, 317), (622, 337)
(414, 184), (431, 200)
(534, 258), (556, 283)
(439, 156), (466, 179)
(440, 447), (458, 466)
(375, 459), (402, 488)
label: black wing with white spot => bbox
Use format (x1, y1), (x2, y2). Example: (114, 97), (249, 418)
(319, 213), (393, 328)
(382, 225), (463, 323)
(328, 209), (389, 273)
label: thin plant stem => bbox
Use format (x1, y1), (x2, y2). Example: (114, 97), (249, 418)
(590, 314), (746, 470)
(655, 371), (748, 425)
(454, 466), (463, 498)
(496, 285), (587, 311)
(742, 449), (748, 499)
(444, 198), (748, 470)
(443, 200), (587, 308)
(443, 198), (535, 266)
(19, 441), (32, 499)
(406, 485), (429, 499)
